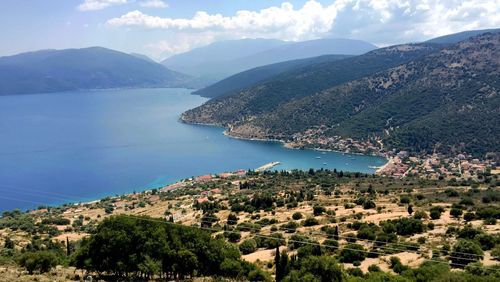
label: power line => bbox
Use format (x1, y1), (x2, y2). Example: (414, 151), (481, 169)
(123, 215), (500, 271)
(192, 214), (496, 259)
(0, 186), (496, 261)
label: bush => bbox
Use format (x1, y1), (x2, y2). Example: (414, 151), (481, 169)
(18, 251), (58, 274)
(413, 210), (427, 220)
(225, 231), (241, 243)
(248, 268), (272, 282)
(239, 239), (258, 255)
(281, 221), (299, 233)
(363, 200), (376, 210)
(450, 207), (463, 219)
(400, 196), (411, 204)
(368, 264), (381, 272)
(450, 239), (483, 267)
(302, 217), (319, 227)
(313, 205), (326, 216)
(292, 212), (303, 220)
(339, 244), (365, 263)
(430, 206), (445, 220)
(463, 212), (476, 222)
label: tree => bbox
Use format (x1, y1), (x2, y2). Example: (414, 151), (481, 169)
(407, 205), (414, 215)
(175, 249), (198, 279)
(275, 248), (290, 282)
(450, 239), (483, 267)
(334, 225), (339, 240)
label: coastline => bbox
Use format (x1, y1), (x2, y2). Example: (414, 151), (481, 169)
(180, 116), (389, 166)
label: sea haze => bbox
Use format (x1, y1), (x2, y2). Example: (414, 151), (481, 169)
(0, 88), (386, 211)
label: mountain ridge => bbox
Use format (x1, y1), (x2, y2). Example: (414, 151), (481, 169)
(183, 33), (500, 157)
(0, 47), (190, 95)
(162, 38), (376, 85)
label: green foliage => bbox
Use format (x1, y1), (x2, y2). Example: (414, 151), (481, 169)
(70, 215), (253, 279)
(450, 239), (484, 267)
(340, 244), (365, 263)
(292, 212), (303, 220)
(240, 239), (258, 255)
(18, 251), (58, 274)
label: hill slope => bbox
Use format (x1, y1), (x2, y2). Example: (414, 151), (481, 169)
(162, 38), (376, 84)
(183, 43), (441, 125)
(0, 47), (189, 95)
(426, 28), (500, 44)
(193, 54), (352, 98)
(183, 33), (500, 157)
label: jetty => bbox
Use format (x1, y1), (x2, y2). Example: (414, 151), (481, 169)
(256, 161), (281, 172)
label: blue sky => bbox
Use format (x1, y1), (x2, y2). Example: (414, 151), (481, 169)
(1, 0), (499, 60)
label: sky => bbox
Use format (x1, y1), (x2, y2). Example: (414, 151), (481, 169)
(0, 0), (499, 60)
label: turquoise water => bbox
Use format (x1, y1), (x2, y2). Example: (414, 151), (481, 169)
(0, 88), (386, 211)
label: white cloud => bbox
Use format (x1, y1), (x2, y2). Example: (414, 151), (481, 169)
(107, 1), (351, 41)
(139, 0), (168, 8)
(78, 0), (128, 11)
(146, 33), (216, 60)
(106, 0), (500, 57)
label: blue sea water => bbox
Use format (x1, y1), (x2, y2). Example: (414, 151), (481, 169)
(0, 88), (386, 211)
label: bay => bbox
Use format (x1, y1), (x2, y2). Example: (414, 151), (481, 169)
(0, 88), (386, 211)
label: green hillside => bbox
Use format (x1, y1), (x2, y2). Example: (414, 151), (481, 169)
(183, 33), (500, 157)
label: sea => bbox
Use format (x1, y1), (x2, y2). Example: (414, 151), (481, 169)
(0, 88), (386, 211)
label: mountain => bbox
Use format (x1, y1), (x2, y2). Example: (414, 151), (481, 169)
(130, 52), (156, 63)
(161, 39), (287, 80)
(230, 38), (376, 69)
(0, 47), (189, 95)
(183, 33), (500, 157)
(162, 38), (376, 84)
(426, 28), (500, 44)
(183, 42), (440, 125)
(193, 54), (352, 98)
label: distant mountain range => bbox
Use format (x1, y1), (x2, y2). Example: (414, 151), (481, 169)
(161, 38), (377, 84)
(183, 31), (500, 157)
(0, 47), (189, 95)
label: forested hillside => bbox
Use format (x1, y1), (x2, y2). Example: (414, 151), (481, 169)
(183, 43), (439, 126)
(183, 33), (500, 157)
(193, 54), (351, 98)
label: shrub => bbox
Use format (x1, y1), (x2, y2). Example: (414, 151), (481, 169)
(463, 212), (476, 222)
(339, 243), (365, 263)
(313, 205), (326, 216)
(303, 217), (319, 227)
(368, 264), (381, 272)
(430, 206), (445, 220)
(450, 207), (463, 219)
(292, 212), (303, 220)
(363, 200), (376, 209)
(450, 239), (484, 267)
(18, 251), (58, 274)
(281, 221), (299, 233)
(239, 239), (257, 255)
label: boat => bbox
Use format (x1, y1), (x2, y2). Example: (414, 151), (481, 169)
(323, 163), (327, 165)
(315, 156), (321, 159)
